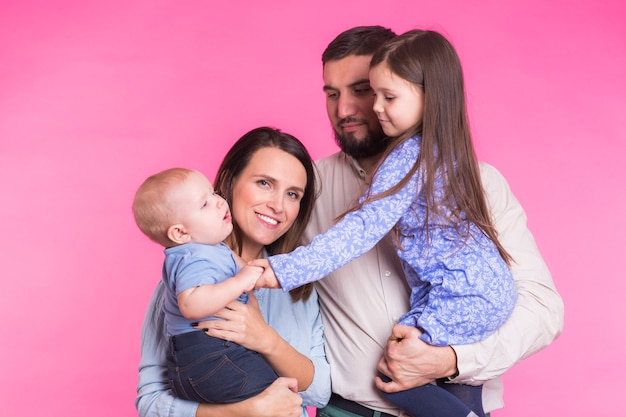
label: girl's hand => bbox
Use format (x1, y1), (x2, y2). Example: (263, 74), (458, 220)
(249, 259), (281, 289)
(236, 264), (264, 292)
(193, 292), (279, 354)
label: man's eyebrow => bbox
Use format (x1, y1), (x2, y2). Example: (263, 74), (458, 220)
(323, 78), (371, 91)
(349, 79), (371, 87)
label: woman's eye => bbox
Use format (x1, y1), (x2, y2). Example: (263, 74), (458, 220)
(258, 179), (269, 187)
(287, 191), (301, 200)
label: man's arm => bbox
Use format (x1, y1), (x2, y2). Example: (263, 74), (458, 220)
(451, 163), (564, 383)
(376, 163), (563, 390)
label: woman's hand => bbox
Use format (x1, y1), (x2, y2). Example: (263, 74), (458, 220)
(195, 377), (302, 417)
(194, 292), (279, 354)
(246, 377), (302, 417)
(194, 292), (315, 391)
(375, 323), (458, 393)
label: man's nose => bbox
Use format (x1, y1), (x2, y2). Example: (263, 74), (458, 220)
(337, 95), (357, 119)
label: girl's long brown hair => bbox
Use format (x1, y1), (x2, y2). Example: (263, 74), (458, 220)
(358, 30), (512, 265)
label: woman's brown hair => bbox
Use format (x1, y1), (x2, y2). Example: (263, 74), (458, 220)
(214, 127), (320, 301)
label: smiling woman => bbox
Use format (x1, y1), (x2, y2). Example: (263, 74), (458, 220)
(136, 127), (330, 417)
(228, 146), (308, 260)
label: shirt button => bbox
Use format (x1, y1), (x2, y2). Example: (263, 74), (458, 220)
(384, 271), (391, 277)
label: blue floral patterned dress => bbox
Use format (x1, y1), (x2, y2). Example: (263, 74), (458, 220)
(269, 136), (517, 346)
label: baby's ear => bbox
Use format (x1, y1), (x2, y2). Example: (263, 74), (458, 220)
(167, 224), (190, 245)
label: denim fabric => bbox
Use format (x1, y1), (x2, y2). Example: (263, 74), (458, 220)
(379, 373), (484, 417)
(167, 331), (277, 403)
(441, 381), (485, 417)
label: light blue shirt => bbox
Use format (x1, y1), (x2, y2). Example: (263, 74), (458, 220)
(163, 242), (246, 335)
(269, 136), (517, 346)
(136, 280), (331, 417)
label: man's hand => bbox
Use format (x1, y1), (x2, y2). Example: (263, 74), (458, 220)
(375, 323), (458, 393)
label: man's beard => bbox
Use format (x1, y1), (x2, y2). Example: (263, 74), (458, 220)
(333, 119), (390, 159)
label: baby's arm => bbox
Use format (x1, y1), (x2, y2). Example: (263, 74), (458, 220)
(177, 265), (263, 320)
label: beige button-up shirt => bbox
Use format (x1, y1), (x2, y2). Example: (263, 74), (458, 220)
(306, 152), (564, 415)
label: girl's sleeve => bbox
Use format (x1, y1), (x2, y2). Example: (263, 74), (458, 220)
(269, 139), (420, 291)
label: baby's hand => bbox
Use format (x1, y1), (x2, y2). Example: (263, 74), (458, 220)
(249, 259), (281, 289)
(237, 264), (264, 292)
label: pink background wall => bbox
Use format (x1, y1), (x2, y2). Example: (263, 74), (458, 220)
(1, 1), (624, 415)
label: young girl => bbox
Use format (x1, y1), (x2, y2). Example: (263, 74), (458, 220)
(253, 30), (517, 417)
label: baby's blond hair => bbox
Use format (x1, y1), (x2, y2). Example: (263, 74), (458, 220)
(132, 168), (194, 247)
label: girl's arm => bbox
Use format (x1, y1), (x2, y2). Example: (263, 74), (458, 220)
(269, 139), (420, 291)
(250, 258), (280, 289)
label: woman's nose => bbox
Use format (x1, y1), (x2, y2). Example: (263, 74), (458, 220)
(267, 194), (284, 212)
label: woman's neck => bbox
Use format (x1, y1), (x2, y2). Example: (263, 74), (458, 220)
(226, 236), (264, 262)
(240, 247), (264, 263)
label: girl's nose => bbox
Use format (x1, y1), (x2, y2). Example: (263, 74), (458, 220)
(373, 97), (384, 114)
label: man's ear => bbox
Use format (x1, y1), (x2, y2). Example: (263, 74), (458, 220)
(167, 224), (191, 245)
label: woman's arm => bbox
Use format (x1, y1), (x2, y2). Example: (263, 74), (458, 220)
(294, 289), (332, 408)
(194, 378), (302, 417)
(136, 282), (303, 417)
(136, 282), (199, 417)
(201, 292), (314, 390)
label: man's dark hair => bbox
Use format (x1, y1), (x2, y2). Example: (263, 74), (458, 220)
(322, 25), (396, 64)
